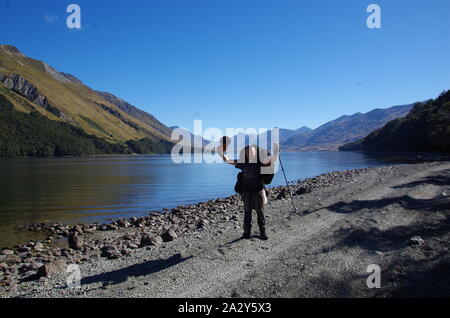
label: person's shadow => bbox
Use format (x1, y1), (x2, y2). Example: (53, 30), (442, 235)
(80, 253), (192, 286)
(221, 234), (262, 247)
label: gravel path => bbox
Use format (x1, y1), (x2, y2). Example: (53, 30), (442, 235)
(1, 161), (449, 298)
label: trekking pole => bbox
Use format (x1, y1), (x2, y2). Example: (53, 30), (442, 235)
(278, 153), (298, 214)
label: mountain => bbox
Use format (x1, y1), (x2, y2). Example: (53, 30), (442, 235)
(280, 127), (314, 149)
(282, 104), (414, 151)
(0, 94), (130, 157)
(226, 127), (312, 152)
(169, 126), (210, 148)
(340, 91), (450, 153)
(97, 91), (173, 138)
(278, 127), (313, 144)
(0, 44), (174, 157)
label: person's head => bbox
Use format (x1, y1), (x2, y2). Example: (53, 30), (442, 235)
(239, 145), (258, 163)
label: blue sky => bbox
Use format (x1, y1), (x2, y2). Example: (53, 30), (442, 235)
(1, 0), (450, 131)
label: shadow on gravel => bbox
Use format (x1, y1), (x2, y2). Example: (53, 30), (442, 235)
(80, 253), (192, 286)
(221, 235), (262, 247)
(375, 254), (450, 298)
(335, 215), (450, 252)
(392, 170), (450, 189)
(323, 217), (450, 297)
(222, 237), (243, 246)
(305, 253), (450, 297)
(319, 195), (450, 215)
(303, 274), (357, 298)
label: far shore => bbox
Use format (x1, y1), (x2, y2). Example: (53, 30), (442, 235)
(1, 148), (448, 160)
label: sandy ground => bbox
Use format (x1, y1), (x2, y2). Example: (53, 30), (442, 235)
(2, 161), (449, 298)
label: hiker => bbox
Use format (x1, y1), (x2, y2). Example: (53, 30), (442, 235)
(218, 140), (279, 240)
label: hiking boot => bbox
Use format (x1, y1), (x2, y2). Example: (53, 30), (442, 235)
(260, 230), (268, 240)
(242, 232), (251, 240)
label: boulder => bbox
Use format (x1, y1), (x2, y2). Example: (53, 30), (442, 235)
(162, 229), (178, 242)
(0, 249), (15, 256)
(29, 261), (44, 271)
(117, 220), (130, 228)
(68, 233), (84, 250)
(34, 242), (44, 251)
(36, 259), (67, 278)
(408, 236), (424, 246)
(197, 219), (209, 229)
(122, 234), (134, 241)
(88, 251), (101, 260)
(22, 270), (37, 280)
(0, 276), (14, 287)
(127, 243), (139, 250)
(140, 234), (163, 247)
(276, 189), (287, 200)
(109, 224), (119, 231)
(73, 224), (83, 234)
(295, 186), (311, 195)
(100, 224), (119, 231)
(0, 255), (21, 265)
(101, 246), (120, 259)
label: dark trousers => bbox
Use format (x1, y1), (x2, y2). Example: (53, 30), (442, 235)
(242, 190), (266, 234)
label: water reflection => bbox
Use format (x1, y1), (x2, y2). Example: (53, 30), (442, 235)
(0, 152), (413, 247)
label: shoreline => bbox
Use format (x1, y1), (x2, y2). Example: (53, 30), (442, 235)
(1, 151), (410, 248)
(0, 165), (383, 287)
(339, 150), (450, 161)
(1, 160), (449, 297)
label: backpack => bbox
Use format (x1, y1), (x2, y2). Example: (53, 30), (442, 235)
(233, 146), (276, 194)
(259, 149), (275, 185)
(234, 168), (274, 194)
(260, 166), (275, 185)
(234, 172), (244, 194)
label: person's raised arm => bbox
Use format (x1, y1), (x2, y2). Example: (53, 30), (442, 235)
(217, 145), (237, 166)
(261, 143), (280, 167)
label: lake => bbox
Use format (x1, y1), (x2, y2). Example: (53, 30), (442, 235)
(0, 151), (413, 247)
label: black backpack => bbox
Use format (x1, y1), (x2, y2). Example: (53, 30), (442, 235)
(234, 172), (244, 194)
(259, 148), (275, 185)
(234, 169), (275, 194)
(234, 148), (275, 194)
(260, 166), (275, 185)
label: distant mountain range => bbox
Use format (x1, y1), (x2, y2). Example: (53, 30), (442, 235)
(279, 104), (414, 151)
(340, 91), (450, 153)
(0, 44), (432, 157)
(278, 127), (313, 144)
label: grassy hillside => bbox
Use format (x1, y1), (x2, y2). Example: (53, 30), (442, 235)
(0, 94), (128, 157)
(0, 45), (173, 144)
(0, 94), (173, 157)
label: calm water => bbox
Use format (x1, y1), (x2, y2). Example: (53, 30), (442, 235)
(0, 152), (413, 247)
